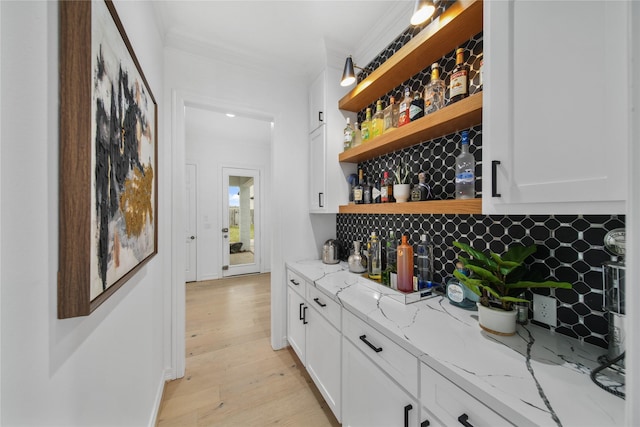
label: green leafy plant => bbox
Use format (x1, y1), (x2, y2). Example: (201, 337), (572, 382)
(452, 241), (572, 311)
(393, 163), (411, 184)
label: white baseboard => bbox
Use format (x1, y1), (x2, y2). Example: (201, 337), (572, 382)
(148, 368), (172, 427)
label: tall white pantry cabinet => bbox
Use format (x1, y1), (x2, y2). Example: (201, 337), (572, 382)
(483, 0), (629, 215)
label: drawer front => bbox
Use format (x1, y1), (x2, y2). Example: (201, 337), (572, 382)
(307, 284), (341, 329)
(287, 269), (306, 297)
(421, 363), (513, 427)
(343, 309), (418, 396)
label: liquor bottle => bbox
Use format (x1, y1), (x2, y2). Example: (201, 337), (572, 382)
(446, 262), (479, 310)
(352, 122), (362, 148)
(397, 235), (414, 293)
(418, 172), (432, 200)
(343, 117), (354, 151)
(416, 234), (434, 289)
(372, 176), (381, 203)
(411, 181), (421, 202)
(385, 172), (395, 202)
(409, 91), (424, 121)
(367, 231), (382, 280)
(363, 175), (372, 204)
(424, 63), (445, 115)
(361, 108), (372, 143)
(380, 172), (389, 203)
(383, 96), (399, 133)
(455, 130), (475, 199)
(371, 100), (385, 138)
(449, 47), (469, 104)
(382, 229), (398, 287)
(398, 87), (412, 127)
(354, 169), (364, 204)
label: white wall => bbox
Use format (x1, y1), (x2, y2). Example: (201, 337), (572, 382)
(0, 1), (168, 425)
(185, 107), (272, 280)
(165, 46), (334, 352)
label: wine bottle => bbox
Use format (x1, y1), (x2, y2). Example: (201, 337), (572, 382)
(354, 169), (364, 204)
(449, 47), (469, 103)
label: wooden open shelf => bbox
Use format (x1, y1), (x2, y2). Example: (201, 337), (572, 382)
(338, 198), (482, 215)
(338, 0), (483, 112)
(339, 93), (482, 164)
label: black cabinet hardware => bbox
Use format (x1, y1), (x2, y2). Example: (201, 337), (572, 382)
(313, 297), (327, 307)
(299, 303), (304, 321)
(404, 404), (413, 427)
(421, 420), (431, 427)
(492, 160), (501, 197)
(458, 413), (474, 427)
(318, 111), (324, 122)
(359, 335), (383, 353)
(290, 279), (300, 286)
(302, 306), (308, 324)
(319, 192), (324, 208)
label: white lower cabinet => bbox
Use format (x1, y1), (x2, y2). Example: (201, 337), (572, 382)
(420, 362), (513, 426)
(286, 285), (307, 364)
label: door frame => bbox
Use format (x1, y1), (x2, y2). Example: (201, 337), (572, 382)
(221, 166), (262, 277)
(171, 90), (275, 379)
(185, 163), (197, 282)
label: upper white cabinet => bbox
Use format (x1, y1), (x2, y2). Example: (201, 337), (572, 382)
(308, 66), (356, 213)
(483, 0), (629, 214)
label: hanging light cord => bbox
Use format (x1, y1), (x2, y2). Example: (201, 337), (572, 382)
(590, 352), (626, 399)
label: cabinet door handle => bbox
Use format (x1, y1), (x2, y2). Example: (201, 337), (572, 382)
(404, 404), (413, 427)
(318, 111), (324, 122)
(318, 192), (324, 208)
(299, 302), (304, 320)
(290, 279), (300, 286)
(302, 306), (308, 324)
(421, 420), (431, 427)
(359, 334), (382, 353)
(313, 297), (327, 307)
(458, 413), (475, 427)
(492, 160), (502, 197)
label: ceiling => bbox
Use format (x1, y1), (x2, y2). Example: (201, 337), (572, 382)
(154, 1), (414, 78)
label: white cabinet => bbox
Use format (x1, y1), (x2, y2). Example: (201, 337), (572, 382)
(286, 270), (307, 363)
(483, 0), (629, 214)
(305, 288), (342, 422)
(421, 362), (514, 427)
(308, 66), (356, 213)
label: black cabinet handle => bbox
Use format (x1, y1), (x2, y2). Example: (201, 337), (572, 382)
(458, 413), (475, 427)
(421, 420), (431, 427)
(319, 192), (324, 208)
(290, 279), (300, 286)
(302, 306), (308, 324)
(492, 160), (502, 197)
(313, 297), (327, 307)
(318, 111), (324, 122)
(404, 404), (413, 427)
(359, 334), (382, 353)
(299, 303), (304, 320)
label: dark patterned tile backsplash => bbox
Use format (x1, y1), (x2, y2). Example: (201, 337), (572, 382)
(336, 214), (625, 349)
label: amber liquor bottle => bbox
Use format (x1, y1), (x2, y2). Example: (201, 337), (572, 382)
(449, 48), (469, 104)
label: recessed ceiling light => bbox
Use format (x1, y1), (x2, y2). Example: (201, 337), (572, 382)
(226, 113), (236, 118)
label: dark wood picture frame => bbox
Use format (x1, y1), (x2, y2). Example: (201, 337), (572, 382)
(59, 0), (158, 318)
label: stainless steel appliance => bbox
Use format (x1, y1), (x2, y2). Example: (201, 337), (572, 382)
(602, 228), (626, 369)
(322, 239), (340, 264)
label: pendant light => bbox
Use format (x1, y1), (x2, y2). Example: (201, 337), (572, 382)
(410, 0), (435, 26)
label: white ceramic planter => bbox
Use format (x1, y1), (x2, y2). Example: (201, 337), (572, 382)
(393, 184), (410, 203)
(477, 303), (517, 336)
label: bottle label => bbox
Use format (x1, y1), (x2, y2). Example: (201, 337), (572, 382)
(456, 171), (474, 184)
(361, 126), (370, 141)
(372, 186), (381, 201)
(398, 106), (410, 127)
(409, 103), (423, 121)
(381, 186), (388, 201)
(353, 188), (363, 202)
(447, 282), (465, 303)
(450, 70), (468, 98)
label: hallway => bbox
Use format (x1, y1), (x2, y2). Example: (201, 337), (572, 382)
(156, 274), (340, 426)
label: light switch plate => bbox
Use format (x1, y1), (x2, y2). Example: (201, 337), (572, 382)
(533, 294), (557, 327)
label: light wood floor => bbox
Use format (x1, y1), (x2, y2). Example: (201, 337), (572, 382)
(156, 273), (341, 427)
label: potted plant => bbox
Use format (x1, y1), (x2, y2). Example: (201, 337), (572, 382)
(393, 163), (411, 203)
(452, 241), (572, 336)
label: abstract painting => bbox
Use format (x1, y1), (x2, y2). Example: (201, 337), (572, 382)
(59, 0), (157, 318)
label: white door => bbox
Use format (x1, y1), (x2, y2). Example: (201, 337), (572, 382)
(222, 167), (260, 277)
(185, 164), (197, 282)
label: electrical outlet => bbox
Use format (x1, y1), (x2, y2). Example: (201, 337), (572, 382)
(533, 294), (557, 326)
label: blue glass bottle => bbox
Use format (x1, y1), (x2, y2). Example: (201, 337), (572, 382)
(446, 262), (479, 310)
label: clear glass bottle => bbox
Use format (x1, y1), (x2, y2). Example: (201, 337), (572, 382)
(455, 130), (475, 199)
(425, 62), (445, 115)
(397, 235), (414, 293)
(416, 234), (434, 289)
(367, 231), (382, 280)
(371, 100), (385, 138)
(383, 96), (399, 133)
(410, 91), (424, 121)
(354, 169), (364, 204)
(361, 108), (372, 143)
(343, 117), (354, 151)
(352, 121), (362, 148)
(383, 229), (398, 287)
(449, 47), (469, 104)
(398, 87), (412, 127)
(446, 262), (478, 310)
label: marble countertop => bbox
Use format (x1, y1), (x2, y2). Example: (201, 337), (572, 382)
(286, 259), (626, 427)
